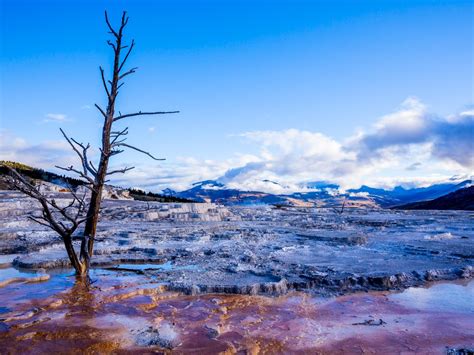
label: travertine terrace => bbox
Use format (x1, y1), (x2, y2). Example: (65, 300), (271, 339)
(0, 190), (472, 295)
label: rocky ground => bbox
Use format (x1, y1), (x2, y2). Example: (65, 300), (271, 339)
(0, 189), (472, 296)
(1, 189), (473, 353)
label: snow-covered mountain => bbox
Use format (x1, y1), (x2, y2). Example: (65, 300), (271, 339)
(166, 178), (473, 208)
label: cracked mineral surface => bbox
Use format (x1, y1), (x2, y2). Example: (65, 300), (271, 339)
(0, 190), (472, 295)
(0, 189), (473, 353)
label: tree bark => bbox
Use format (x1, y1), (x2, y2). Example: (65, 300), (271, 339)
(63, 235), (88, 275)
(82, 13), (124, 257)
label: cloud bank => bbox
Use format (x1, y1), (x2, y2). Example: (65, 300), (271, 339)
(212, 98), (473, 192)
(1, 98), (472, 193)
(0, 130), (76, 168)
(352, 98), (473, 168)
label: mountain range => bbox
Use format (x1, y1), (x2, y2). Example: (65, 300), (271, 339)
(164, 178), (473, 209)
(394, 186), (474, 211)
(1, 161), (472, 210)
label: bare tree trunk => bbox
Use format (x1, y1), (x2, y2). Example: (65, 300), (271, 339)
(64, 237), (87, 275)
(82, 12), (178, 258)
(82, 12), (124, 256)
(82, 155), (110, 256)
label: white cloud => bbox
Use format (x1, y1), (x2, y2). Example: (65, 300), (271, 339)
(351, 97), (474, 168)
(43, 113), (69, 123)
(212, 98), (473, 192)
(109, 157), (232, 192)
(350, 97), (429, 161)
(405, 162), (422, 171)
(217, 129), (354, 193)
(0, 130), (77, 168)
(2, 98), (472, 193)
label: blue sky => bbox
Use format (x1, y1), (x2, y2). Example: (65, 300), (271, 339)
(1, 0), (473, 192)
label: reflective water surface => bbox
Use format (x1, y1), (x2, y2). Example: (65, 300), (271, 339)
(0, 267), (472, 354)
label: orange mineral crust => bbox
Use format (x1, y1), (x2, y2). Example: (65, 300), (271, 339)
(0, 270), (472, 354)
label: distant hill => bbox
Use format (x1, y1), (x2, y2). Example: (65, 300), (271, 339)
(3, 161), (471, 208)
(175, 180), (287, 206)
(0, 160), (85, 189)
(168, 178), (472, 208)
(127, 188), (192, 203)
(347, 180), (472, 207)
(0, 161), (194, 203)
(393, 186), (474, 211)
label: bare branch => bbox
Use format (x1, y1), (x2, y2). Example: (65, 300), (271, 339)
(106, 40), (117, 52)
(59, 128), (97, 179)
(118, 40), (135, 73)
(112, 138), (128, 146)
(111, 127), (129, 137)
(115, 143), (165, 161)
(106, 11), (129, 41)
(49, 198), (80, 225)
(1, 165), (86, 239)
(104, 11), (119, 38)
(60, 128), (84, 161)
(89, 160), (98, 175)
(94, 103), (107, 118)
(99, 66), (111, 99)
(121, 11), (129, 28)
(55, 165), (95, 184)
(70, 137), (89, 151)
(119, 66), (138, 80)
(107, 148), (124, 157)
(113, 110), (179, 122)
(110, 127), (129, 145)
(28, 215), (53, 229)
(106, 166), (135, 175)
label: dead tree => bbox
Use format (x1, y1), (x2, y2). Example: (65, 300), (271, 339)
(2, 11), (178, 277)
(333, 196), (347, 215)
(3, 167), (90, 274)
(81, 11), (178, 260)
